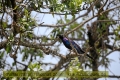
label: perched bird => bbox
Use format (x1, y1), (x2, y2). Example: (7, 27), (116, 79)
(57, 34), (93, 60)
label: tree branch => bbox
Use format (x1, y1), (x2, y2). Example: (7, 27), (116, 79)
(66, 5), (120, 35)
(37, 6), (92, 28)
(108, 75), (120, 78)
(98, 49), (120, 66)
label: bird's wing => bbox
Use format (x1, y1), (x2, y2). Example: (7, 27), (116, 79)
(70, 40), (85, 54)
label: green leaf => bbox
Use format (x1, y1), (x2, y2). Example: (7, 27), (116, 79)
(52, 13), (54, 17)
(13, 5), (19, 10)
(12, 62), (16, 66)
(29, 19), (35, 26)
(28, 63), (41, 71)
(72, 14), (75, 19)
(42, 36), (47, 42)
(78, 0), (82, 4)
(39, 53), (43, 57)
(9, 33), (14, 40)
(27, 32), (33, 39)
(65, 13), (68, 19)
(6, 43), (11, 54)
(23, 22), (29, 29)
(24, 9), (29, 18)
(32, 63), (38, 68)
(2, 22), (7, 29)
(0, 52), (4, 58)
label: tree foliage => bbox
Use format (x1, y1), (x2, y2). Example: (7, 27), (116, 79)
(0, 0), (120, 80)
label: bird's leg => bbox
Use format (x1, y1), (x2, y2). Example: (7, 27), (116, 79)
(67, 50), (71, 60)
(67, 50), (74, 61)
(66, 50), (71, 59)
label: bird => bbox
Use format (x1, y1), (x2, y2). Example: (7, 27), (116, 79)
(57, 34), (93, 60)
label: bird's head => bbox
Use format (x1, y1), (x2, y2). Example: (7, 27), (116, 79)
(56, 34), (63, 39)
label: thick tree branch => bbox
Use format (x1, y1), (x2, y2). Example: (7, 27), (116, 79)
(17, 39), (64, 58)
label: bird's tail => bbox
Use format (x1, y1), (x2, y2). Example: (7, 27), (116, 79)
(86, 54), (94, 60)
